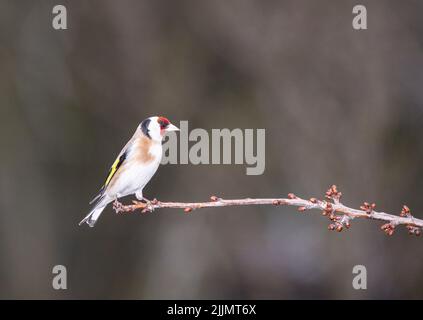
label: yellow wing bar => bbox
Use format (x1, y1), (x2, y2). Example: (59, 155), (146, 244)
(104, 152), (127, 187)
(89, 150), (128, 205)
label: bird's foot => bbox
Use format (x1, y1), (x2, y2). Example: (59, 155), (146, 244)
(113, 199), (126, 214)
(140, 197), (158, 213)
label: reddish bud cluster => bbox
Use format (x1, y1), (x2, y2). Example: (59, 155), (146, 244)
(406, 225), (421, 236)
(325, 185), (342, 201)
(288, 193), (297, 199)
(210, 195), (219, 202)
(328, 222), (344, 232)
(400, 205), (411, 217)
(322, 202), (333, 216)
(397, 205), (421, 236)
(327, 215), (351, 233)
(381, 223), (395, 236)
(360, 202), (376, 214)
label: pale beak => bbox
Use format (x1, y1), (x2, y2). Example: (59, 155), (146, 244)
(166, 123), (180, 132)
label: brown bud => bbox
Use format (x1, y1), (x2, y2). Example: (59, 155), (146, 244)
(336, 225), (343, 232)
(360, 202), (374, 214)
(325, 185), (342, 201)
(381, 223), (395, 236)
(210, 196), (218, 202)
(298, 206), (306, 212)
(407, 225), (422, 236)
(401, 205), (410, 217)
(328, 224), (336, 231)
(184, 207), (193, 213)
(310, 198), (317, 203)
(288, 193), (296, 199)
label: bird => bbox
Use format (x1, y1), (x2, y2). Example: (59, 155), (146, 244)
(79, 116), (179, 227)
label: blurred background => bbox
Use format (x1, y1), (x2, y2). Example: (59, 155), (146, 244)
(1, 0), (423, 299)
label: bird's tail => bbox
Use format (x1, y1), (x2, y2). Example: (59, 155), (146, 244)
(79, 203), (107, 227)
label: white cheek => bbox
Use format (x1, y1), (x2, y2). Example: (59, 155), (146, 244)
(148, 126), (163, 141)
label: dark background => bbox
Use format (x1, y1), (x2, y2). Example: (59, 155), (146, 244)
(1, 0), (422, 299)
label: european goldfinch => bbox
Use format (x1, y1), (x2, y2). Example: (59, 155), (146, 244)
(79, 116), (179, 227)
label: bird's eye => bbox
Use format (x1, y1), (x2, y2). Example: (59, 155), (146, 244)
(157, 117), (170, 129)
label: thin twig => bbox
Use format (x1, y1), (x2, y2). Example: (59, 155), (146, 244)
(113, 185), (422, 236)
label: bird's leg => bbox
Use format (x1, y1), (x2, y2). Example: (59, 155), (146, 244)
(134, 190), (157, 213)
(135, 190), (144, 201)
(135, 190), (152, 212)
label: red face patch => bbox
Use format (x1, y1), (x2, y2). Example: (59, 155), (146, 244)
(157, 116), (170, 129)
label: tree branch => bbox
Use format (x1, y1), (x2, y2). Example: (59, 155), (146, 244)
(113, 185), (422, 237)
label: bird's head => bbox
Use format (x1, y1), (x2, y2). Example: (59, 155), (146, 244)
(140, 116), (179, 142)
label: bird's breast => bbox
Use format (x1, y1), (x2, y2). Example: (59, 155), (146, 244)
(105, 138), (162, 197)
(131, 136), (160, 165)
